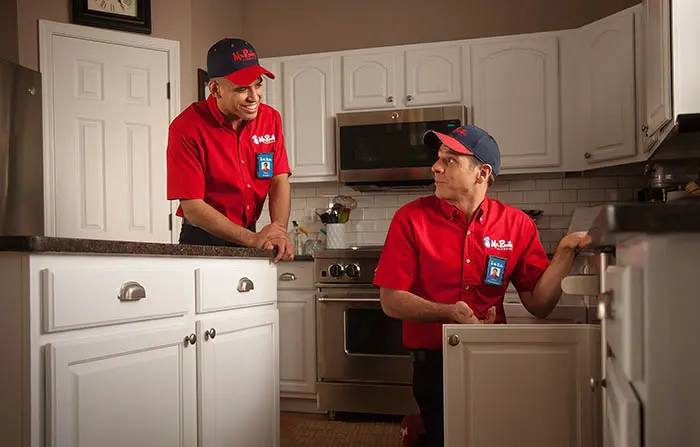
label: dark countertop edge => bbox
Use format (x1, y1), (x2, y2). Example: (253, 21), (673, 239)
(0, 236), (274, 259)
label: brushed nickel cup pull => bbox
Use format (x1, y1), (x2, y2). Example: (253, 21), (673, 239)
(279, 272), (297, 281)
(117, 281), (146, 302)
(447, 334), (460, 346)
(184, 333), (197, 345)
(237, 277), (254, 293)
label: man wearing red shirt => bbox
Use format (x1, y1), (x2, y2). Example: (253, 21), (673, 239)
(167, 37), (293, 261)
(374, 124), (590, 446)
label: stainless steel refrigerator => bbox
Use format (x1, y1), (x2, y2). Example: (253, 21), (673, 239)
(0, 58), (44, 237)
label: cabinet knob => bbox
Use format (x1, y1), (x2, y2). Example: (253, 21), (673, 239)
(205, 328), (217, 340)
(589, 377), (606, 390)
(447, 334), (460, 346)
(584, 152), (592, 160)
(597, 291), (614, 320)
(117, 281), (146, 302)
(184, 333), (197, 346)
(237, 277), (255, 293)
(387, 96), (394, 103)
(279, 272), (297, 281)
(405, 94), (413, 102)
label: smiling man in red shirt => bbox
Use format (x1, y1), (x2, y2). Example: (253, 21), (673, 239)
(167, 38), (293, 261)
(374, 124), (589, 446)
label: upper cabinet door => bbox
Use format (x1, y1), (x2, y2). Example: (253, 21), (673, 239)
(642, 0), (673, 139)
(470, 37), (561, 170)
(341, 50), (401, 110)
(581, 10), (638, 164)
(282, 56), (337, 181)
(443, 324), (601, 447)
(404, 45), (462, 107)
(259, 58), (282, 112)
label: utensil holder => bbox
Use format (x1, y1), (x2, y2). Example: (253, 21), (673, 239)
(325, 223), (346, 249)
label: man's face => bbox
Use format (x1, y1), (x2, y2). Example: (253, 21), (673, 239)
(210, 76), (263, 120)
(431, 145), (491, 200)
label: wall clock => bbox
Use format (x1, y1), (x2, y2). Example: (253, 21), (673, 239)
(71, 0), (152, 35)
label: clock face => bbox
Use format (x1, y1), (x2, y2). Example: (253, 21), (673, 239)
(88, 0), (138, 18)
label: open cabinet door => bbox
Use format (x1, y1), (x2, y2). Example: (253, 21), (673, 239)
(443, 324), (601, 447)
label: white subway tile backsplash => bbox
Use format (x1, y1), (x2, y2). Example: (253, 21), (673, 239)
(498, 191), (525, 203)
(362, 208), (387, 220)
(524, 191), (550, 203)
(373, 195), (399, 207)
(564, 178), (590, 189)
(577, 189), (605, 202)
(509, 180), (536, 191)
(550, 190), (578, 202)
(535, 179), (563, 190)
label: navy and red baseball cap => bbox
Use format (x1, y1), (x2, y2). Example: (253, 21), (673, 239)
(423, 124), (501, 175)
(206, 38), (275, 86)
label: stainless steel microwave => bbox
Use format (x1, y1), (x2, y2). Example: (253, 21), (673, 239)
(335, 105), (469, 190)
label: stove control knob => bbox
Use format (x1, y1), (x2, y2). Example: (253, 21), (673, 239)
(345, 264), (361, 278)
(328, 264), (344, 277)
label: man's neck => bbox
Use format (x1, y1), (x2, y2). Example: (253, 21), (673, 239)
(229, 118), (246, 133)
(446, 191), (487, 223)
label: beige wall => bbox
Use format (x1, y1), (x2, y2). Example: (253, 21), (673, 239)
(241, 0), (640, 57)
(0, 0), (19, 64)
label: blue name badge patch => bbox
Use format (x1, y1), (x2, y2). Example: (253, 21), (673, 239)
(484, 255), (507, 286)
(256, 152), (273, 179)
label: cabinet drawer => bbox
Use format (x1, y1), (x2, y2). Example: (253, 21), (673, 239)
(604, 265), (643, 381)
(38, 258), (192, 333)
(277, 261), (314, 290)
(195, 259), (277, 313)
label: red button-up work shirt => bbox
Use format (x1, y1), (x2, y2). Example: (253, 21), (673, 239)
(373, 195), (549, 350)
(166, 96), (291, 228)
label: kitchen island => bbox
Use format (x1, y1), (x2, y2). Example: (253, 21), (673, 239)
(0, 236), (280, 447)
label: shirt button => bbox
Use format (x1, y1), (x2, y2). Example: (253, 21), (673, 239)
(466, 259), (471, 263)
(241, 160), (245, 164)
(247, 184), (251, 188)
(465, 285), (470, 290)
(467, 230), (471, 235)
(246, 205), (250, 210)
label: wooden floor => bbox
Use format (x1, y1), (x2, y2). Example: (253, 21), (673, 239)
(280, 411), (403, 446)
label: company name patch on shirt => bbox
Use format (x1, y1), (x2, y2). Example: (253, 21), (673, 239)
(252, 134), (276, 145)
(483, 236), (513, 251)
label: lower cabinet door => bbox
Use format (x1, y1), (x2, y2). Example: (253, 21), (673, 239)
(197, 307), (280, 447)
(45, 321), (197, 447)
(603, 358), (641, 447)
(443, 324), (601, 447)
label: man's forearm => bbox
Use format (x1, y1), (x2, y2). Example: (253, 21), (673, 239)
(380, 287), (455, 323)
(269, 175), (291, 227)
(527, 247), (577, 318)
(180, 199), (255, 246)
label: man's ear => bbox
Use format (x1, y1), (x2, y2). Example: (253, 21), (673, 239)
(208, 79), (221, 97)
(477, 164), (492, 184)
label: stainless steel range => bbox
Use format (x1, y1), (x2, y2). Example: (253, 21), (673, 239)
(313, 246), (419, 417)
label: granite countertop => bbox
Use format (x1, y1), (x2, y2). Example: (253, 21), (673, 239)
(0, 236), (275, 259)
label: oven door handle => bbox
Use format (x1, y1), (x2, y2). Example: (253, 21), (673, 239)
(317, 296), (381, 303)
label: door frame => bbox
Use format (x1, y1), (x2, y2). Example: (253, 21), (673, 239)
(38, 19), (181, 242)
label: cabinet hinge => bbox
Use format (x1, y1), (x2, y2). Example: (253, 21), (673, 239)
(166, 82), (171, 100)
(168, 213), (173, 231)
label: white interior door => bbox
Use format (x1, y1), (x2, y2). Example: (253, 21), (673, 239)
(43, 25), (173, 243)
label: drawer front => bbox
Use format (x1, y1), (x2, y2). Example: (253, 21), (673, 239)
(604, 265), (643, 381)
(38, 257), (192, 333)
(276, 261), (314, 290)
(604, 358), (641, 447)
(196, 259), (277, 313)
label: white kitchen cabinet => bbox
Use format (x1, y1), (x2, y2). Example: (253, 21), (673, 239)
(580, 10), (638, 165)
(469, 36), (562, 170)
(281, 56), (337, 183)
(0, 250), (279, 447)
(641, 0), (673, 148)
(443, 324), (601, 447)
(261, 59), (283, 112)
(340, 44), (462, 111)
(46, 321), (198, 447)
(277, 261), (319, 412)
(197, 307), (279, 447)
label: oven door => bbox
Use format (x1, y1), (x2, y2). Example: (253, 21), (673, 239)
(316, 288), (413, 385)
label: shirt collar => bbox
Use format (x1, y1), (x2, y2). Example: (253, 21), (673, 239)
(437, 195), (490, 226)
(206, 95), (227, 127)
